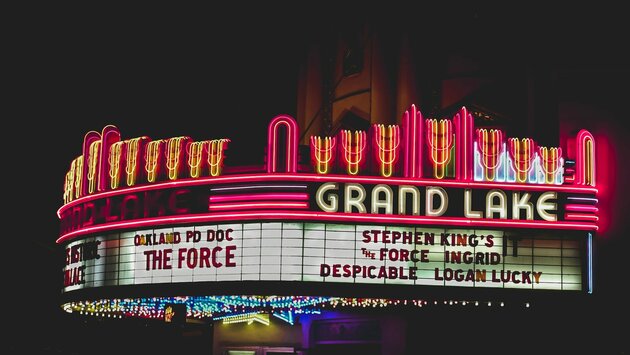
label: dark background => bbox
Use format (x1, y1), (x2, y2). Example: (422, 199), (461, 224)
(9, 4), (630, 354)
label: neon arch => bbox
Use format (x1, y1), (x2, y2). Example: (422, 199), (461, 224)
(575, 129), (595, 186)
(266, 115), (298, 173)
(81, 131), (101, 197)
(99, 126), (121, 192)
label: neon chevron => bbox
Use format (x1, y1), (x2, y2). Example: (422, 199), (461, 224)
(71, 157), (82, 201)
(341, 130), (367, 175)
(403, 104), (423, 178)
(310, 136), (336, 174)
(539, 146), (563, 184)
(165, 136), (189, 180)
(187, 141), (206, 178)
(125, 137), (145, 187)
(208, 139), (229, 177)
(63, 162), (74, 204)
(508, 138), (536, 183)
(426, 119), (453, 179)
(373, 124), (400, 177)
(145, 140), (162, 183)
(476, 129), (504, 181)
(108, 141), (124, 189)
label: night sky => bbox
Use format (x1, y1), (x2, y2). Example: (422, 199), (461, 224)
(10, 4), (630, 353)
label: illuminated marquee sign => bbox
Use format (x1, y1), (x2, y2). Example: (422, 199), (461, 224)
(63, 222), (584, 293)
(59, 105), (598, 296)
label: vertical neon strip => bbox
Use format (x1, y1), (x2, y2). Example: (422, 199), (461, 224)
(403, 104), (423, 178)
(73, 156), (83, 200)
(145, 140), (162, 183)
(81, 131), (101, 197)
(99, 126), (121, 192)
(310, 136), (336, 174)
(588, 232), (593, 294)
(266, 115), (298, 173)
(539, 147), (562, 185)
(125, 137), (144, 187)
(87, 140), (101, 194)
(508, 138), (536, 183)
(165, 137), (189, 180)
(426, 119), (453, 179)
(187, 141), (206, 178)
(476, 129), (503, 181)
(576, 129), (596, 186)
(341, 130), (367, 175)
(208, 139), (229, 177)
(374, 124), (400, 177)
(108, 141), (124, 189)
(454, 106), (474, 181)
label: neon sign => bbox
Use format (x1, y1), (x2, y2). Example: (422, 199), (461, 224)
(60, 105), (598, 243)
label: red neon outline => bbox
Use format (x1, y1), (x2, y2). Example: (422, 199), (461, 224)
(56, 210), (598, 244)
(403, 105), (423, 178)
(454, 107), (474, 181)
(565, 205), (598, 213)
(209, 193), (308, 203)
(267, 115), (298, 173)
(208, 201), (309, 211)
(58, 173), (598, 218)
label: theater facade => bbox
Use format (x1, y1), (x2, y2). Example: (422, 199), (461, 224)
(58, 106), (598, 354)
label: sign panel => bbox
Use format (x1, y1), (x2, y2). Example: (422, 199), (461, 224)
(63, 222), (583, 293)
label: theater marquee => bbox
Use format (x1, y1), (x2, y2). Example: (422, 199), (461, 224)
(59, 106), (598, 299)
